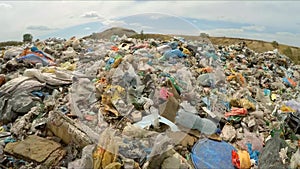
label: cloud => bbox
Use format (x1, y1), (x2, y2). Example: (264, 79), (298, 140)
(102, 19), (126, 27)
(81, 11), (100, 18)
(0, 1), (300, 46)
(84, 27), (91, 30)
(149, 14), (166, 20)
(208, 28), (244, 35)
(129, 22), (152, 29)
(242, 25), (265, 32)
(26, 25), (56, 31)
(276, 32), (295, 36)
(0, 3), (12, 8)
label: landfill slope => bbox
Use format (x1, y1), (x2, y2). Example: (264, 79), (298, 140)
(179, 35), (300, 64)
(0, 28), (300, 169)
(132, 33), (300, 64)
(85, 27), (138, 40)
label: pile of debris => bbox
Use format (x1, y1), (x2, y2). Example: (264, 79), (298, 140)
(0, 33), (299, 169)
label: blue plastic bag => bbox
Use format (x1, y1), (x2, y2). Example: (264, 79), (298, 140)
(191, 138), (236, 169)
(17, 53), (50, 66)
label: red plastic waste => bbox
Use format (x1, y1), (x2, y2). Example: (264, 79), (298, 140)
(111, 46), (119, 51)
(225, 107), (248, 117)
(159, 87), (174, 100)
(232, 150), (240, 169)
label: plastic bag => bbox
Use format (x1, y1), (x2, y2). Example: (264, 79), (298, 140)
(192, 138), (236, 169)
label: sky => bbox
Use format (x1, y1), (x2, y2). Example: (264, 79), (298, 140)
(1, 1), (300, 47)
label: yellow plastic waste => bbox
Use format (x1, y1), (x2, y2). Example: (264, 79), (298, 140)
(111, 58), (122, 68)
(100, 85), (125, 117)
(230, 98), (255, 110)
(280, 105), (296, 113)
(237, 150), (251, 169)
(41, 67), (56, 73)
(1, 50), (4, 58)
(106, 85), (125, 101)
(182, 47), (191, 55)
(227, 69), (246, 86)
(0, 126), (5, 132)
(271, 94), (277, 101)
(59, 62), (76, 71)
(104, 162), (122, 169)
(93, 128), (121, 169)
(239, 99), (256, 110)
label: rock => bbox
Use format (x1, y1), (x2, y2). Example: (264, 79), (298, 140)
(11, 106), (40, 139)
(4, 135), (65, 166)
(161, 155), (181, 169)
(259, 132), (288, 169)
(131, 111), (142, 122)
(293, 70), (300, 80)
(220, 124), (236, 142)
(248, 118), (256, 128)
(250, 111), (264, 119)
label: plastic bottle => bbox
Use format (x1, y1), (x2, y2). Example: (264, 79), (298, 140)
(176, 109), (217, 135)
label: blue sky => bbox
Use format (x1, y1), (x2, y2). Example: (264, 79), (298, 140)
(1, 1), (300, 47)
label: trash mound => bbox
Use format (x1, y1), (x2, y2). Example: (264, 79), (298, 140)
(0, 31), (300, 169)
(87, 27), (138, 40)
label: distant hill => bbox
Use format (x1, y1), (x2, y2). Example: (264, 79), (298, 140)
(85, 27), (137, 40)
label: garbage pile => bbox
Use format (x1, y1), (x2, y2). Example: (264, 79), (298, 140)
(0, 34), (300, 169)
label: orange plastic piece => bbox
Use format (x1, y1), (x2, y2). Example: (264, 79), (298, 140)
(227, 75), (236, 81)
(97, 77), (107, 85)
(280, 105), (296, 113)
(202, 67), (213, 73)
(111, 46), (119, 51)
(230, 53), (235, 59)
(236, 73), (246, 86)
(288, 78), (297, 87)
(227, 73), (246, 86)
